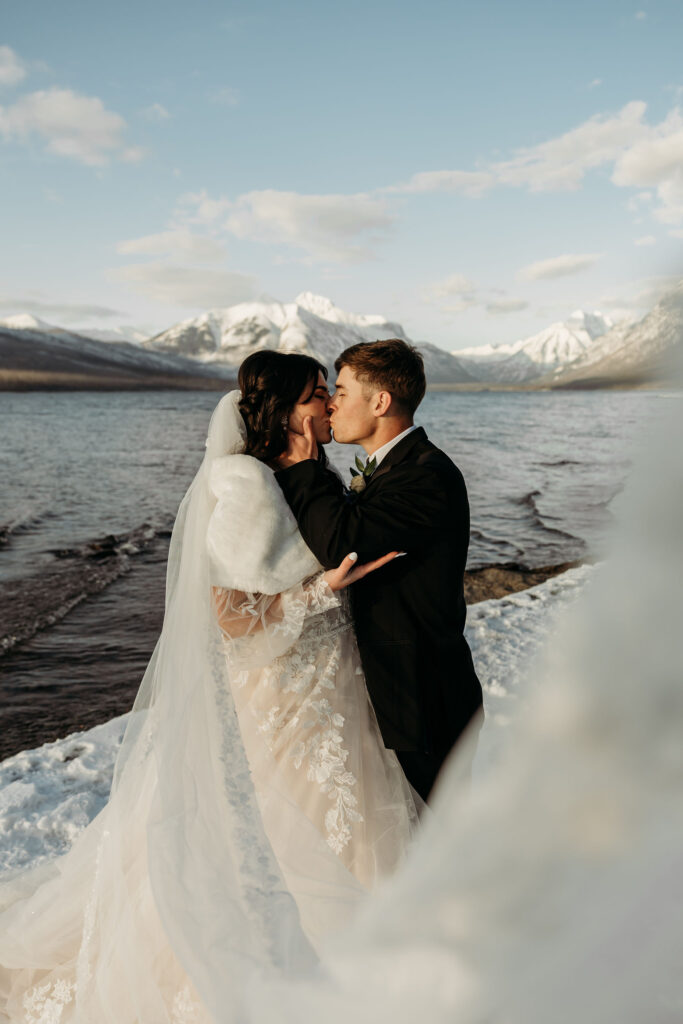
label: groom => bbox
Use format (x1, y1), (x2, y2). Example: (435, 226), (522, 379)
(275, 338), (483, 802)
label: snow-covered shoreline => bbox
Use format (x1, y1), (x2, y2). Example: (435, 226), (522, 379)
(0, 564), (593, 879)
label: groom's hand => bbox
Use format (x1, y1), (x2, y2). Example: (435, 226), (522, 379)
(276, 415), (318, 469)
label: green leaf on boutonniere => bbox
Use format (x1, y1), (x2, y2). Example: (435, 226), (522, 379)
(349, 454), (377, 490)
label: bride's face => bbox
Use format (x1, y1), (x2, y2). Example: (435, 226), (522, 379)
(288, 371), (333, 444)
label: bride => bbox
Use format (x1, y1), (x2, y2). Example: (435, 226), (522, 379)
(0, 350), (419, 1023)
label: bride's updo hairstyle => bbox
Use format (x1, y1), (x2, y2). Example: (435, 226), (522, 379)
(238, 350), (328, 463)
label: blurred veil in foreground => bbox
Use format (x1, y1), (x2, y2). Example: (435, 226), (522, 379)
(248, 363), (683, 1020)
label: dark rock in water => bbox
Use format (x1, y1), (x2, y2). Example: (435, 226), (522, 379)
(464, 561), (583, 604)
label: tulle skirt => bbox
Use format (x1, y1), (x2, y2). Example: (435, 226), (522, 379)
(0, 609), (419, 1021)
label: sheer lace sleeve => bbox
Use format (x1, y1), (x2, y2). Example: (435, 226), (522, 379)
(212, 572), (341, 672)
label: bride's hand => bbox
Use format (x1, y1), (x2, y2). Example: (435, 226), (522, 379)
(323, 551), (403, 592)
(276, 416), (318, 469)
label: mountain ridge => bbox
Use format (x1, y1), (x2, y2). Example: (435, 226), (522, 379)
(2, 286), (680, 390)
(142, 292), (475, 384)
(451, 310), (616, 384)
(541, 284), (683, 388)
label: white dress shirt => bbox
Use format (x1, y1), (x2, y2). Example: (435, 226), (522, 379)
(366, 424), (417, 469)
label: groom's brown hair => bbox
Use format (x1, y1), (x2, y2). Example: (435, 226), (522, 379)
(334, 338), (426, 416)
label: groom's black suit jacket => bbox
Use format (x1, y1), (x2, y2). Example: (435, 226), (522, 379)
(275, 427), (483, 761)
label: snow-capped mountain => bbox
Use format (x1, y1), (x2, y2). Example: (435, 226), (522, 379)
(545, 283), (683, 387)
(143, 292), (409, 366)
(77, 326), (150, 345)
(451, 311), (615, 384)
(3, 286), (679, 391)
(0, 313), (60, 332)
(0, 321), (234, 389)
(144, 292), (474, 384)
(0, 315), (149, 347)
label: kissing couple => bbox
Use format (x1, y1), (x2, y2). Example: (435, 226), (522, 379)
(0, 339), (483, 1022)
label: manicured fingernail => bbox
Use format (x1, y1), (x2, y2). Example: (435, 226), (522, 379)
(348, 552), (358, 561)
(395, 552), (407, 557)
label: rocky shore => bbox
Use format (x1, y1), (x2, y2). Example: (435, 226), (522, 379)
(464, 560), (584, 604)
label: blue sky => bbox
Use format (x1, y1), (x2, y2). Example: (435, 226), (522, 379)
(1, 0), (682, 348)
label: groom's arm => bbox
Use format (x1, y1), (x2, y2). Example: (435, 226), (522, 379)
(275, 458), (455, 569)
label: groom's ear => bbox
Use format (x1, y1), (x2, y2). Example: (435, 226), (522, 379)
(373, 390), (393, 417)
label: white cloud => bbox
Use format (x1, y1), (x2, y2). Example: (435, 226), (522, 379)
(174, 189), (233, 227)
(385, 169), (494, 197)
(611, 108), (683, 224)
(439, 299), (479, 314)
(423, 273), (477, 302)
(598, 274), (680, 314)
(141, 102), (170, 121)
(109, 262), (257, 308)
(117, 230), (227, 264)
(634, 235), (656, 246)
(653, 177), (683, 225)
(387, 103), (649, 197)
(626, 190), (653, 211)
(121, 145), (145, 163)
(518, 253), (602, 281)
(493, 101), (648, 192)
(210, 87), (239, 107)
(0, 45), (26, 86)
(227, 189), (394, 262)
(42, 186), (62, 203)
(0, 87), (136, 165)
(176, 188), (394, 263)
(422, 275), (531, 316)
(380, 101), (653, 206)
(669, 228), (683, 239)
(485, 298), (529, 314)
(421, 273), (479, 314)
(386, 102), (682, 226)
(0, 295), (122, 322)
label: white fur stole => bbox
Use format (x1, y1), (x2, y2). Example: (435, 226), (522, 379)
(206, 454), (322, 595)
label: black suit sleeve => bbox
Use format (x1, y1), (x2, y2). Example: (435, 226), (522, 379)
(275, 458), (457, 568)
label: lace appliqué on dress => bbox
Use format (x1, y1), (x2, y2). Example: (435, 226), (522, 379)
(293, 697), (363, 854)
(270, 572), (341, 643)
(22, 978), (75, 1024)
(171, 983), (202, 1023)
(257, 577), (364, 855)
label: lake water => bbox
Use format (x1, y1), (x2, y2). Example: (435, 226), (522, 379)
(0, 388), (668, 757)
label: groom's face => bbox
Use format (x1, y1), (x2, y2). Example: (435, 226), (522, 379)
(328, 365), (377, 446)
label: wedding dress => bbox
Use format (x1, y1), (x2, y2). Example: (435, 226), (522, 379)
(0, 391), (418, 1023)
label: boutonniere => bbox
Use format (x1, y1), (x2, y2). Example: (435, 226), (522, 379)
(349, 454), (376, 493)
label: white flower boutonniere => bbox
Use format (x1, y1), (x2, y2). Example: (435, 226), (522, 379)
(349, 454), (376, 494)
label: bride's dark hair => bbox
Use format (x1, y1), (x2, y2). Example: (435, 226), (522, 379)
(238, 350), (329, 463)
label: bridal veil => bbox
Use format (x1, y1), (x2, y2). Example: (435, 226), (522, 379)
(0, 391), (375, 1022)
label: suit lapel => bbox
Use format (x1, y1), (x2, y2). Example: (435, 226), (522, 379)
(364, 427), (428, 486)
